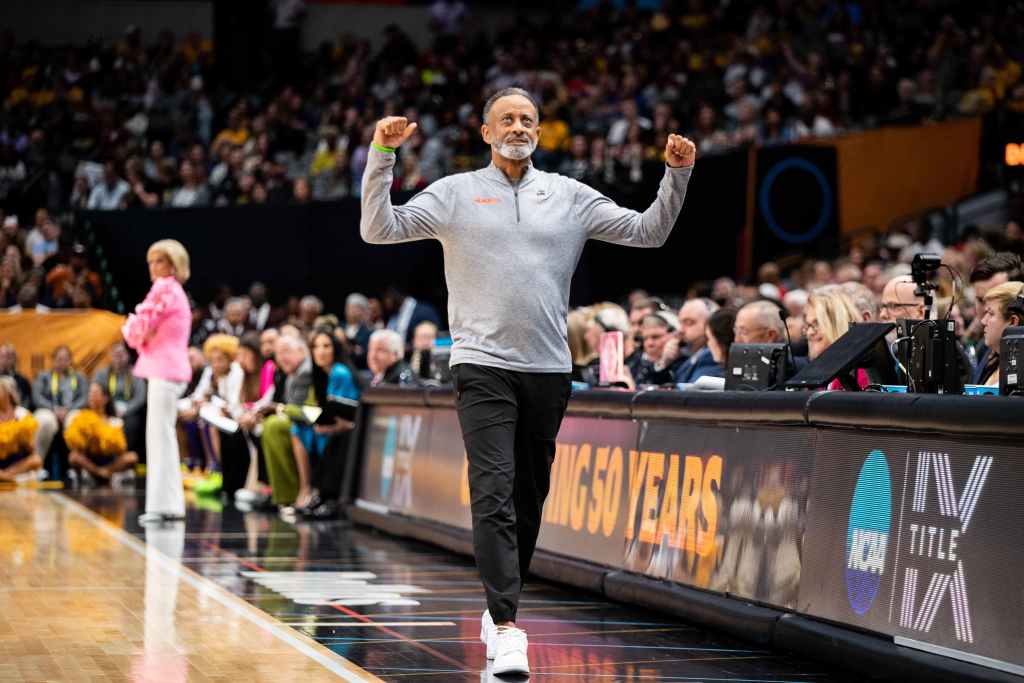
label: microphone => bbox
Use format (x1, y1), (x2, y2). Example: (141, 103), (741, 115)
(779, 308), (795, 374)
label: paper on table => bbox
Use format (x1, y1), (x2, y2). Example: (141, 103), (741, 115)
(199, 404), (239, 434)
(301, 406), (323, 424)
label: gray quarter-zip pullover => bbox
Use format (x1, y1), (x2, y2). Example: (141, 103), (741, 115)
(360, 147), (692, 373)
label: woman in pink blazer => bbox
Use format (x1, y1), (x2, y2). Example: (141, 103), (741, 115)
(122, 239), (192, 524)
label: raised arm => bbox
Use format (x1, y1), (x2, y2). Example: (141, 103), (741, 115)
(578, 134), (696, 248)
(359, 116), (452, 244)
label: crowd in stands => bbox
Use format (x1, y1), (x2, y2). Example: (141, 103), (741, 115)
(3, 2), (1024, 512)
(0, 1), (1022, 218)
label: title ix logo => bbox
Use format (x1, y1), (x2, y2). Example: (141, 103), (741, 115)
(894, 451), (992, 643)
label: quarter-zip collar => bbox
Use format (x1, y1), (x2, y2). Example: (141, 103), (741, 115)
(482, 160), (535, 189)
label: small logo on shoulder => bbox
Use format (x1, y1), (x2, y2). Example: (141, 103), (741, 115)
(474, 197), (500, 205)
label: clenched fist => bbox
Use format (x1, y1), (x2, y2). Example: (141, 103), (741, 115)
(373, 116), (418, 149)
(665, 134), (696, 168)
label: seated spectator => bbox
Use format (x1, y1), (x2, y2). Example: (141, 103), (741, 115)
(669, 298), (721, 384)
(291, 328), (361, 519)
(65, 382), (137, 484)
(368, 329), (417, 386)
(878, 275), (927, 323)
(568, 309), (597, 384)
(704, 308), (737, 377)
(977, 281), (1024, 386)
(248, 282), (273, 331)
(294, 295), (323, 334)
(0, 252), (22, 308)
(259, 328), (281, 392)
(9, 283), (51, 313)
(734, 300), (787, 344)
(631, 312), (680, 386)
(87, 161), (130, 210)
(581, 305), (632, 385)
(178, 334), (245, 493)
(168, 160), (210, 208)
(0, 376), (42, 482)
(217, 297), (253, 336)
(840, 282), (879, 322)
(215, 333), (274, 499)
(344, 293), (373, 368)
(45, 243), (102, 309)
(382, 286), (441, 345)
(32, 345), (87, 467)
(24, 218), (59, 268)
(408, 320), (438, 378)
(260, 333), (313, 508)
(804, 288), (868, 390)
(0, 344), (32, 410)
(93, 342), (146, 459)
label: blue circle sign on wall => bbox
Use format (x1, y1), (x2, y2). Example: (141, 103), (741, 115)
(759, 157), (833, 244)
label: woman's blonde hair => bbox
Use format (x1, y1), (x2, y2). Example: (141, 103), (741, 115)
(203, 333), (239, 361)
(807, 287), (862, 346)
(983, 281), (1024, 321)
(147, 239), (190, 283)
(567, 310), (594, 366)
(0, 376), (19, 406)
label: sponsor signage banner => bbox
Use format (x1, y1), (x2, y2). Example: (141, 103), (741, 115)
(801, 432), (1024, 673)
(624, 422), (814, 609)
(359, 403), (1023, 673)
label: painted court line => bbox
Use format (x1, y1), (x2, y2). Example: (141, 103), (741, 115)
(49, 493), (381, 683)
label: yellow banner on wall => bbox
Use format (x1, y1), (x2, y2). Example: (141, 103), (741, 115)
(0, 310), (127, 379)
(816, 118), (981, 234)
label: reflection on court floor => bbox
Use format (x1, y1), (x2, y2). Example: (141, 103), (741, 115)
(0, 489), (856, 682)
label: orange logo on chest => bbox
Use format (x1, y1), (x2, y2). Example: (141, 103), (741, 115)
(473, 197), (500, 205)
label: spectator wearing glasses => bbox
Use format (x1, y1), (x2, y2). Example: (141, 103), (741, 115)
(734, 300), (787, 344)
(632, 312), (680, 386)
(878, 275), (927, 323)
(804, 288), (868, 390)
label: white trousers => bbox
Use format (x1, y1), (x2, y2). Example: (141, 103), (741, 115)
(145, 378), (186, 516)
(33, 409), (59, 460)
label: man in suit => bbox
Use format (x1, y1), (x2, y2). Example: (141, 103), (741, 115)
(382, 286), (440, 346)
(669, 298), (721, 384)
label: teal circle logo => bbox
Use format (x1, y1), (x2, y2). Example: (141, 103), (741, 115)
(845, 450), (891, 615)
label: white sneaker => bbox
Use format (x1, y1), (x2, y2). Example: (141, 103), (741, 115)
(491, 625), (529, 676)
(481, 609), (497, 660)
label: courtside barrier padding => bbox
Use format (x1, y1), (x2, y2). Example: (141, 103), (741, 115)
(352, 387), (1024, 682)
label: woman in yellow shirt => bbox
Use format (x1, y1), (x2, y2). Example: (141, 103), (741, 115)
(0, 376), (42, 482)
(65, 382), (138, 484)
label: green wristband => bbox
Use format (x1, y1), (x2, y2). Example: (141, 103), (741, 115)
(371, 142), (395, 154)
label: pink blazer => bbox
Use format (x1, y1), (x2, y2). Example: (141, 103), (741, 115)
(122, 276), (192, 383)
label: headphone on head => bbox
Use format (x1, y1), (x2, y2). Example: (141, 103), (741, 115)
(1007, 289), (1024, 323)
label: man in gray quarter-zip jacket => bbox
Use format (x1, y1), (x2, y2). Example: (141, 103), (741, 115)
(360, 86), (695, 676)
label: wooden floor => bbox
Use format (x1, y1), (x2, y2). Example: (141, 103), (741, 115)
(0, 490), (378, 683)
(0, 488), (850, 682)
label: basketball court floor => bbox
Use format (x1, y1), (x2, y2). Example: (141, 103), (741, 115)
(0, 488), (857, 682)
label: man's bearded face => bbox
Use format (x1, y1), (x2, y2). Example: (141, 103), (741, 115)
(483, 95), (540, 162)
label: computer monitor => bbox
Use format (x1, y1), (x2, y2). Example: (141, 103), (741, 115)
(725, 343), (791, 391)
(1000, 326), (1024, 396)
(784, 322), (895, 391)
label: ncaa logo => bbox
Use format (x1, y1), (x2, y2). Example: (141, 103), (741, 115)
(845, 450), (891, 615)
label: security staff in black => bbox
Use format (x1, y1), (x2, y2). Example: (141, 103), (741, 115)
(360, 87), (696, 675)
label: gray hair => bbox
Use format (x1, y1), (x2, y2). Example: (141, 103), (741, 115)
(346, 293), (369, 310)
(299, 295), (323, 312)
(839, 282), (879, 320)
(276, 334), (309, 356)
(370, 329), (404, 356)
(225, 296), (248, 311)
(741, 300), (787, 339)
(482, 87), (540, 121)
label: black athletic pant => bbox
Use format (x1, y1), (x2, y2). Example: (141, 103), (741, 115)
(452, 363), (572, 624)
